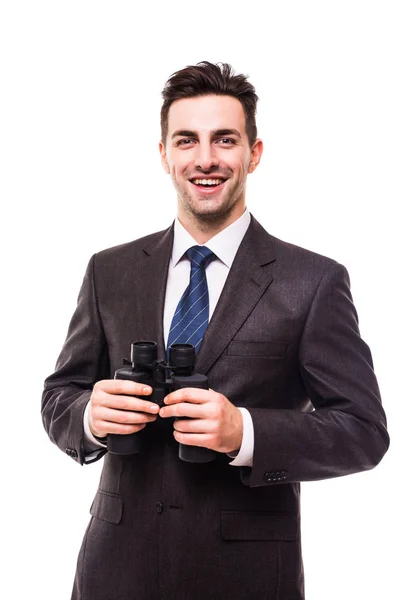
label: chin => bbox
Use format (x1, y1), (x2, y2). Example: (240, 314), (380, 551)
(179, 185), (242, 218)
(188, 201), (237, 221)
(188, 198), (226, 213)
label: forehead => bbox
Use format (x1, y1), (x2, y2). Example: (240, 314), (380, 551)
(167, 95), (246, 136)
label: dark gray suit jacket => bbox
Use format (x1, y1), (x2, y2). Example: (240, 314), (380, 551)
(42, 214), (389, 600)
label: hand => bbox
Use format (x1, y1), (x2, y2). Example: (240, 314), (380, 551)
(159, 388), (243, 454)
(88, 380), (159, 438)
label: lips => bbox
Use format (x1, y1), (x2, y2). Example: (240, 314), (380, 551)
(188, 175), (228, 195)
(190, 177), (227, 185)
(189, 179), (227, 195)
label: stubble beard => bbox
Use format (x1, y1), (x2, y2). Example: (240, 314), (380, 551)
(176, 178), (246, 233)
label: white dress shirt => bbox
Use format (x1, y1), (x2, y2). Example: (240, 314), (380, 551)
(83, 208), (255, 467)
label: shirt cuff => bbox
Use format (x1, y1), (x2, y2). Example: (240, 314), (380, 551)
(83, 399), (108, 455)
(227, 407), (254, 467)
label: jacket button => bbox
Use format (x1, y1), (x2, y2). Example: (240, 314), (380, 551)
(66, 448), (77, 459)
(263, 470), (288, 483)
(156, 502), (164, 514)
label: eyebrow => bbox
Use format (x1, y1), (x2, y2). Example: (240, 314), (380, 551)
(171, 128), (242, 140)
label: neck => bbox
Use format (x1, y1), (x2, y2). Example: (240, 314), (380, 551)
(177, 205), (246, 245)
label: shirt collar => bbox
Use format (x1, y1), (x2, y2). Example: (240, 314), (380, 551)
(171, 208), (251, 268)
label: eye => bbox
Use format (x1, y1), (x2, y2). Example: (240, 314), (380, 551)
(218, 138), (236, 145)
(176, 139), (195, 146)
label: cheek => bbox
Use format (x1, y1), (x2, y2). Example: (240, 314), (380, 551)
(226, 158), (244, 175)
(168, 158), (185, 176)
(170, 167), (187, 188)
(227, 165), (243, 183)
(172, 166), (183, 181)
(238, 164), (247, 179)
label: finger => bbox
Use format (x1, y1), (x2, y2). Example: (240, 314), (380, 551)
(95, 422), (148, 436)
(102, 393), (160, 414)
(159, 402), (204, 419)
(95, 379), (153, 396)
(94, 407), (158, 425)
(173, 431), (214, 448)
(163, 388), (213, 405)
(173, 418), (216, 434)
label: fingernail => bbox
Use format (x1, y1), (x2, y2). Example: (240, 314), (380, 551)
(143, 387), (151, 394)
(150, 405), (158, 413)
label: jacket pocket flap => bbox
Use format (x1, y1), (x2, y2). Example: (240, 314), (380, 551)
(221, 511), (299, 541)
(90, 490), (123, 524)
(226, 341), (289, 358)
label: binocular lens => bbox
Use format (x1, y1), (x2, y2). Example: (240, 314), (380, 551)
(131, 341), (158, 365)
(169, 344), (195, 368)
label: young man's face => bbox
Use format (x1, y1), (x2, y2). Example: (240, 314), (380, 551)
(160, 94), (262, 225)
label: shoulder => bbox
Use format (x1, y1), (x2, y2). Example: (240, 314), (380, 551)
(272, 234), (339, 270)
(91, 223), (173, 271)
(249, 214), (349, 289)
(273, 235), (350, 291)
(251, 213), (341, 270)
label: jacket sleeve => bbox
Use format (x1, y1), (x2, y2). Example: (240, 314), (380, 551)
(243, 262), (389, 487)
(41, 254), (109, 465)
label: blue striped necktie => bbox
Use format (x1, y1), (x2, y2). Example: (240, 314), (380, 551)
(167, 245), (217, 357)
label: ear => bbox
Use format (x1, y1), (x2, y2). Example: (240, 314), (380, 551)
(248, 138), (263, 173)
(159, 141), (170, 174)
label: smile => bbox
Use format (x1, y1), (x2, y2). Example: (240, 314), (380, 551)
(191, 178), (226, 186)
(189, 178), (227, 194)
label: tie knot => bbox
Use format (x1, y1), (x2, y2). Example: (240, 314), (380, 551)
(186, 245), (216, 269)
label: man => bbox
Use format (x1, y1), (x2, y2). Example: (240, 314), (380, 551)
(42, 61), (389, 600)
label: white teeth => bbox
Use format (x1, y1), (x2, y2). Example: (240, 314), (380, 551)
(192, 179), (224, 186)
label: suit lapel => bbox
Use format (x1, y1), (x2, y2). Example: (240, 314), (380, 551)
(196, 214), (276, 375)
(134, 222), (175, 362)
(134, 214), (275, 373)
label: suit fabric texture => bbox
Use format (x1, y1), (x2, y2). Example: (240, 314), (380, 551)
(42, 214), (389, 600)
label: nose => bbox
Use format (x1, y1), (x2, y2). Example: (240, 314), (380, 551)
(194, 141), (219, 171)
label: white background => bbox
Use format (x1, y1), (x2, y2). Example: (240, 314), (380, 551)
(1, 1), (399, 598)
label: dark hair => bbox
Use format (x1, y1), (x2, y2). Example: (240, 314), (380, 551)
(160, 61), (258, 147)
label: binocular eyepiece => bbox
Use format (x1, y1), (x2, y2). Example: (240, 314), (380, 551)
(107, 341), (216, 464)
(131, 341), (194, 372)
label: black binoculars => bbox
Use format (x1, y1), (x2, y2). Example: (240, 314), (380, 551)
(107, 341), (216, 463)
